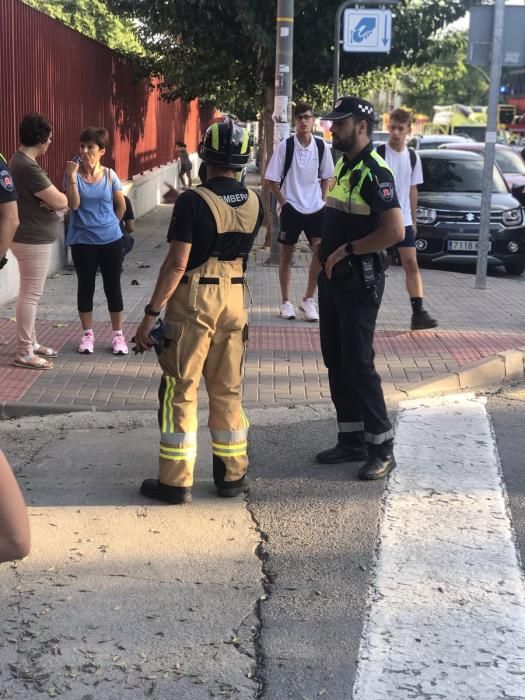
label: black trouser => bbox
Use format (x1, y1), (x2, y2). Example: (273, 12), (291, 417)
(71, 239), (124, 313)
(318, 270), (393, 448)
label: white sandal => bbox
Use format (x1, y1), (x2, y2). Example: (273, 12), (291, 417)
(33, 343), (58, 358)
(14, 354), (53, 370)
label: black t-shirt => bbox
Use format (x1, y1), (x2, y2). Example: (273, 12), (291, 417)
(321, 143), (400, 259)
(167, 176), (264, 270)
(0, 153), (17, 204)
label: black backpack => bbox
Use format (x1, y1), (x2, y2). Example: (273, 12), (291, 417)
(280, 135), (325, 188)
(376, 142), (417, 170)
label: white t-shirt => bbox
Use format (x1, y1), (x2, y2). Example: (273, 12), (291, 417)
(265, 135), (334, 215)
(381, 143), (423, 227)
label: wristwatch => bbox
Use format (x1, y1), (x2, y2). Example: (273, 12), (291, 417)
(345, 242), (354, 256)
(144, 303), (160, 317)
(0, 255), (8, 270)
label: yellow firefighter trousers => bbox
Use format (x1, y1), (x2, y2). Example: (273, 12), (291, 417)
(157, 257), (249, 488)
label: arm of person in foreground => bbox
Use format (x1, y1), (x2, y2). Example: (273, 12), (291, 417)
(0, 201), (20, 260)
(35, 184), (68, 212)
(0, 450), (30, 563)
(324, 208), (405, 279)
(113, 189), (126, 222)
(410, 184), (418, 234)
(133, 240), (192, 350)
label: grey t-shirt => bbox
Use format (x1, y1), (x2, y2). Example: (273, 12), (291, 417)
(9, 151), (60, 244)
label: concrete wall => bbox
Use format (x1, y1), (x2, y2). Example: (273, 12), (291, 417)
(0, 155), (199, 306)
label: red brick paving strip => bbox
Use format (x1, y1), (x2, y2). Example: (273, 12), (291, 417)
(2, 317), (525, 407)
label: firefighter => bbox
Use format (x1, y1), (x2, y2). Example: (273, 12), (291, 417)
(316, 97), (405, 480)
(134, 118), (263, 504)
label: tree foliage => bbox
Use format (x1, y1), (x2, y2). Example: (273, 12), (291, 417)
(301, 30), (488, 118)
(22, 0), (145, 56)
(106, 0), (477, 118)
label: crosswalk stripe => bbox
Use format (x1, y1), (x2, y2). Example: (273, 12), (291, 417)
(353, 393), (525, 699)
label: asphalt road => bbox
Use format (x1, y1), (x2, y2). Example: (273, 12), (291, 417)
(487, 381), (525, 568)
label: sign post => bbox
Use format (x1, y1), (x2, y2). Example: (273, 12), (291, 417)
(333, 0), (398, 104)
(473, 0), (505, 290)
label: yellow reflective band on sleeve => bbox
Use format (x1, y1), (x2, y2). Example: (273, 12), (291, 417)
(240, 130), (250, 154)
(211, 122), (220, 151)
(211, 442), (248, 457)
(277, 17), (294, 22)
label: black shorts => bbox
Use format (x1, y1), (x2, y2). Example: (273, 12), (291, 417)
(278, 203), (324, 245)
(397, 225), (416, 249)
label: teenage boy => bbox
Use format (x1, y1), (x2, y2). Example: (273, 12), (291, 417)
(378, 109), (437, 330)
(265, 102), (334, 321)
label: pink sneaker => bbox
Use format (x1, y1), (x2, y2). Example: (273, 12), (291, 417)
(112, 334), (128, 355)
(78, 331), (94, 354)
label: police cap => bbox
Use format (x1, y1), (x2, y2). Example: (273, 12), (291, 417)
(322, 96), (378, 123)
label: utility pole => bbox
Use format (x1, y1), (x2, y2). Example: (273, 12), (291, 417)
(265, 0), (294, 265)
(475, 0), (505, 290)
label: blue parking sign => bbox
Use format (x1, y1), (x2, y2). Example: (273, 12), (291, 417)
(343, 9), (392, 53)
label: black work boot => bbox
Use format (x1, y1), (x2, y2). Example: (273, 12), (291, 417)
(316, 443), (367, 464)
(358, 442), (396, 481)
(140, 478), (192, 504)
(411, 309), (438, 331)
(217, 476), (250, 498)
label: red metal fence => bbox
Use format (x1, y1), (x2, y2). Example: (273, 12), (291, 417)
(0, 0), (214, 185)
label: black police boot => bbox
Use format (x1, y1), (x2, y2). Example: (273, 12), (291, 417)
(411, 309), (438, 331)
(316, 442), (368, 464)
(217, 476), (250, 498)
(140, 478), (192, 504)
(358, 442), (396, 481)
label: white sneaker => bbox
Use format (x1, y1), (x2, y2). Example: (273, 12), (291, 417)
(299, 297), (319, 322)
(280, 301), (296, 320)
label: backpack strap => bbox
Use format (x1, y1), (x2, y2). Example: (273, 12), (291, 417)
(408, 146), (417, 171)
(314, 136), (325, 179)
(279, 136), (295, 188)
(377, 143), (417, 171)
(280, 135), (326, 188)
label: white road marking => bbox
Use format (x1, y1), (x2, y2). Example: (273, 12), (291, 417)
(353, 393), (525, 700)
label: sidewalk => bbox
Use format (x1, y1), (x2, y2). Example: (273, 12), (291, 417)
(1, 171), (525, 414)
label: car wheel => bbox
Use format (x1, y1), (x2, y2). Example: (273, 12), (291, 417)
(504, 262), (525, 275)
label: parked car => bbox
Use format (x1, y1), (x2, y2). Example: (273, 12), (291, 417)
(373, 130), (390, 144)
(438, 142), (525, 191)
(415, 150), (525, 275)
(408, 134), (474, 150)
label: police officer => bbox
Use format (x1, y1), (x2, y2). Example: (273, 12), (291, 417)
(0, 153), (19, 272)
(134, 119), (263, 504)
(316, 97), (404, 480)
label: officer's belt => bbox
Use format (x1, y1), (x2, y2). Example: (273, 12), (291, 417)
(180, 276), (244, 285)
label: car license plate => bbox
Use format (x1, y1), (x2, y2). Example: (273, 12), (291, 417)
(448, 240), (490, 252)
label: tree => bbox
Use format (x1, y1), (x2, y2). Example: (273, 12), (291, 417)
(105, 0), (476, 117)
(22, 0), (145, 56)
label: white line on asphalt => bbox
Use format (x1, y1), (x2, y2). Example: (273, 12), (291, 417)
(353, 393), (525, 700)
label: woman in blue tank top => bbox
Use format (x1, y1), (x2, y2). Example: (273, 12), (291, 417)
(65, 126), (129, 355)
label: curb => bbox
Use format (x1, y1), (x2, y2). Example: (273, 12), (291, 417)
(2, 349), (525, 420)
(391, 348), (525, 400)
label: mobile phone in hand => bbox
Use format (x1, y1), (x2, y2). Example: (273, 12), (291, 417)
(71, 156), (81, 164)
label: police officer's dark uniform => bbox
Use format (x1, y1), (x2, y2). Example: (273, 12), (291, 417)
(316, 97), (401, 480)
(140, 119), (264, 504)
(0, 153), (18, 271)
